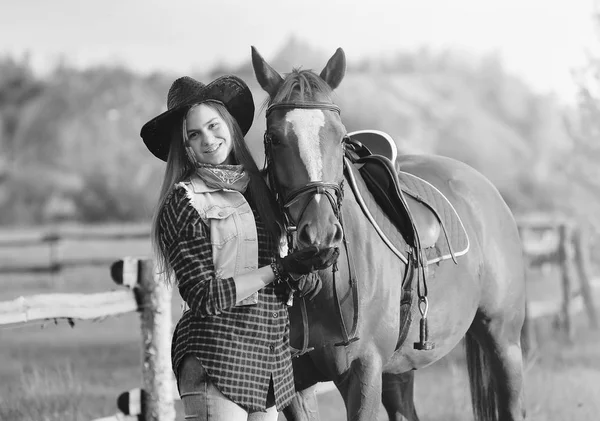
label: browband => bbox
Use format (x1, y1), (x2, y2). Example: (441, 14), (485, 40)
(266, 102), (341, 118)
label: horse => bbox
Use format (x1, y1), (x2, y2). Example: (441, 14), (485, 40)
(251, 46), (527, 421)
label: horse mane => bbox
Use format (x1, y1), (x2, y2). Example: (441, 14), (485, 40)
(266, 68), (334, 107)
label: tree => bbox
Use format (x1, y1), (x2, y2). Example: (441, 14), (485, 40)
(559, 6), (600, 227)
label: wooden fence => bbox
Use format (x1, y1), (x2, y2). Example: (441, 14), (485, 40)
(0, 257), (175, 421)
(0, 225), (150, 274)
(517, 214), (599, 353)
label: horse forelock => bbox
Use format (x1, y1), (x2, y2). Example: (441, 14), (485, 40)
(270, 68), (333, 104)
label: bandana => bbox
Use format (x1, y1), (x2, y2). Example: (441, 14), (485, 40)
(195, 164), (250, 192)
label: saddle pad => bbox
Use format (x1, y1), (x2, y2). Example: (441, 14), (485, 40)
(347, 162), (469, 266)
(397, 171), (470, 264)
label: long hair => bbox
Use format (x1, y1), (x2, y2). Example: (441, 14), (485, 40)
(151, 101), (283, 283)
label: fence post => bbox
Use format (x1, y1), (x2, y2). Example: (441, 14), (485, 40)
(573, 227), (599, 329)
(44, 231), (61, 279)
(137, 259), (175, 421)
(558, 224), (575, 342)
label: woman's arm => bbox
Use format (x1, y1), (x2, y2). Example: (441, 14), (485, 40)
(233, 266), (276, 302)
(159, 188), (278, 317)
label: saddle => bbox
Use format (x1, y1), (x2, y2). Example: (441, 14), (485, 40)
(344, 131), (441, 250)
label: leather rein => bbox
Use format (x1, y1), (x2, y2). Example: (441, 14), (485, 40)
(264, 101), (360, 356)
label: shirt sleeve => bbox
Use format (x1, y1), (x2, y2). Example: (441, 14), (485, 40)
(158, 187), (238, 318)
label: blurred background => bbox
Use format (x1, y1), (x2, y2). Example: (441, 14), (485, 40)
(1, 0), (600, 420)
(0, 0), (598, 226)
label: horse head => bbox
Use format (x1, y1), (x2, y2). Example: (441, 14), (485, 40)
(252, 46), (347, 250)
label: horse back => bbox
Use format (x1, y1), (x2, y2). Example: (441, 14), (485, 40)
(395, 153), (515, 224)
(396, 153), (526, 307)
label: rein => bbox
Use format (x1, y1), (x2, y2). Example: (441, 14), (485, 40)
(264, 100), (360, 355)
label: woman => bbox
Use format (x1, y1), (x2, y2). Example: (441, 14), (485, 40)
(140, 75), (337, 421)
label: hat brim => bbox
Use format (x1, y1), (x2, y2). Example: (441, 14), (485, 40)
(140, 75), (254, 161)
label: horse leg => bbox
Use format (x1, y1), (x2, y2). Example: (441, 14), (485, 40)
(281, 386), (320, 421)
(335, 357), (383, 421)
(467, 312), (526, 421)
(381, 371), (420, 421)
(282, 353), (327, 421)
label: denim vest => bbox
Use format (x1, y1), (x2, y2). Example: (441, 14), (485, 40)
(177, 174), (259, 307)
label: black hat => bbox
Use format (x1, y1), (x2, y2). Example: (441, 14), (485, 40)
(140, 75), (254, 161)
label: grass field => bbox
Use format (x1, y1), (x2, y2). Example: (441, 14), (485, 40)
(0, 225), (599, 421)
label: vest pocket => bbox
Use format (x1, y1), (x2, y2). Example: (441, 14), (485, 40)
(204, 207), (238, 248)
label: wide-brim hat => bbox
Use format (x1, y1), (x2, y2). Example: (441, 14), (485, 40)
(140, 75), (254, 161)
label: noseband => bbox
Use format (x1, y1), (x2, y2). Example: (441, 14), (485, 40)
(264, 102), (346, 241)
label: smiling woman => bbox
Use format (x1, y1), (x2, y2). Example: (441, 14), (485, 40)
(184, 103), (235, 166)
(138, 74), (338, 421)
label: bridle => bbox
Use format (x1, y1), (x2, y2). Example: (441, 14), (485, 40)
(263, 101), (360, 355)
(264, 101), (346, 245)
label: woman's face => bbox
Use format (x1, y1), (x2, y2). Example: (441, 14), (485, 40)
(185, 103), (234, 165)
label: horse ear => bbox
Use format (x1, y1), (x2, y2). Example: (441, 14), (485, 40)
(251, 46), (283, 98)
(319, 48), (346, 90)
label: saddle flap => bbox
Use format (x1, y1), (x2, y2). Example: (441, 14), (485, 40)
(350, 154), (441, 249)
(404, 195), (441, 249)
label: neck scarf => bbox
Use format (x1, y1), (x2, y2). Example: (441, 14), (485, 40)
(195, 163), (250, 192)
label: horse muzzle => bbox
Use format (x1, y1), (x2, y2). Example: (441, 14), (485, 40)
(296, 212), (343, 249)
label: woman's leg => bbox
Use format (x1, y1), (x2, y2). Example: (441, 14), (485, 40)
(247, 405), (278, 421)
(247, 378), (278, 421)
(178, 355), (248, 421)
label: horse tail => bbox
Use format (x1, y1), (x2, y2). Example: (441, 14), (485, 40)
(465, 332), (499, 421)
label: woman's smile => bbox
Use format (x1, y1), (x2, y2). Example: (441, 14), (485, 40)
(203, 142), (223, 154)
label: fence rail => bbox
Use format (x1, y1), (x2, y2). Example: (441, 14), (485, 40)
(0, 226), (150, 248)
(0, 290), (137, 326)
(0, 225), (151, 274)
(0, 232), (149, 248)
(0, 257), (122, 274)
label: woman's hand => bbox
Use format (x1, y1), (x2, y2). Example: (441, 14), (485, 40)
(289, 272), (322, 300)
(278, 246), (340, 275)
(275, 246), (339, 300)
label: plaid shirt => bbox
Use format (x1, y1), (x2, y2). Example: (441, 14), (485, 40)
(159, 187), (295, 412)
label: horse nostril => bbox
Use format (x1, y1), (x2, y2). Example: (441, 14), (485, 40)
(298, 223), (314, 245)
(333, 223), (344, 243)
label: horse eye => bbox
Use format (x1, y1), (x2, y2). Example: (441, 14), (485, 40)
(264, 132), (277, 147)
(270, 134), (281, 145)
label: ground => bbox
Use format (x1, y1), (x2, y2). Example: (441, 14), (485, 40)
(0, 226), (598, 421)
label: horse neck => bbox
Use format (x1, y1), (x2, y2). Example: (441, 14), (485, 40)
(340, 186), (372, 245)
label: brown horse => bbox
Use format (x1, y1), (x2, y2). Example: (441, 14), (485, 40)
(251, 47), (526, 421)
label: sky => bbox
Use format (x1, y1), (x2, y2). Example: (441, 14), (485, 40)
(0, 0), (597, 102)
